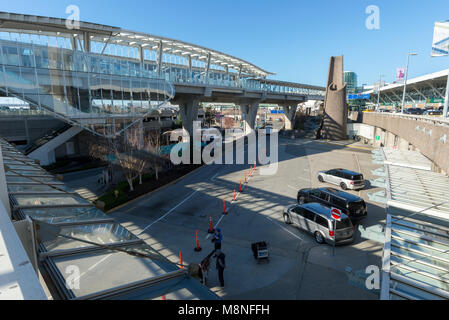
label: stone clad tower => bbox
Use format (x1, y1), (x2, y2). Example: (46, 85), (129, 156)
(320, 56), (348, 140)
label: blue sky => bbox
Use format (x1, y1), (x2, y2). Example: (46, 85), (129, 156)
(1, 0), (449, 86)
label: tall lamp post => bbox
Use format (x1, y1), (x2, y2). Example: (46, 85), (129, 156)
(377, 75), (385, 112)
(444, 71), (449, 118)
(360, 83), (367, 111)
(401, 52), (418, 114)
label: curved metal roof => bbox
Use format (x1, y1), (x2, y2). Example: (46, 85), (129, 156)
(365, 69), (449, 94)
(0, 11), (273, 77)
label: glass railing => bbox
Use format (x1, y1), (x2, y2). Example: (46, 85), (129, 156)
(0, 39), (174, 137)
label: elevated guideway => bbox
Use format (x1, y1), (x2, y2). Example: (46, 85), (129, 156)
(0, 11), (326, 138)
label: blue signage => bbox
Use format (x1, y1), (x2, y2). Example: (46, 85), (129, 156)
(348, 94), (370, 100)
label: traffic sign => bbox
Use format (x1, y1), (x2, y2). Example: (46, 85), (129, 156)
(331, 208), (342, 221)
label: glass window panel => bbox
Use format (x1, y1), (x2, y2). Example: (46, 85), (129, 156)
(50, 243), (178, 298)
(392, 229), (449, 253)
(21, 207), (108, 224)
(42, 223), (139, 252)
(391, 255), (449, 281)
(7, 184), (72, 193)
(390, 279), (446, 300)
(7, 170), (45, 176)
(3, 45), (20, 66)
(13, 194), (89, 207)
(391, 237), (449, 263)
(391, 264), (449, 293)
(6, 175), (59, 183)
(108, 275), (216, 300)
(5, 164), (44, 171)
(392, 245), (449, 271)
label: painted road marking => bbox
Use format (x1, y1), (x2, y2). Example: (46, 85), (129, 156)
(138, 189), (200, 235)
(266, 216), (303, 241)
(353, 153), (363, 197)
(206, 214), (226, 240)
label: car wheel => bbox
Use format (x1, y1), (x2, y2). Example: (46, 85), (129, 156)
(284, 214), (292, 225)
(314, 232), (324, 244)
(340, 182), (348, 190)
(298, 196), (305, 205)
(318, 176), (324, 183)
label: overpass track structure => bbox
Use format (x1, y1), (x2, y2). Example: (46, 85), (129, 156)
(0, 11), (325, 138)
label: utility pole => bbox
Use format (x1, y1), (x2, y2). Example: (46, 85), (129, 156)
(401, 52), (418, 114)
(444, 71), (449, 118)
(377, 75), (384, 112)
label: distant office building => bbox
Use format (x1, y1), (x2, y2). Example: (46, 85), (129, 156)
(344, 71), (358, 95)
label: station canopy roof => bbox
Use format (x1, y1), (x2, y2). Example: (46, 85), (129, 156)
(366, 69), (449, 94)
(0, 11), (273, 77)
(0, 138), (218, 300)
(372, 147), (449, 300)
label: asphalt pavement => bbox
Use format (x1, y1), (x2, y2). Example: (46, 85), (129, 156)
(109, 135), (385, 300)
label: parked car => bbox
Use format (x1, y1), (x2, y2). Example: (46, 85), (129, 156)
(423, 110), (443, 116)
(283, 202), (354, 245)
(317, 169), (365, 190)
(405, 108), (425, 115)
(297, 187), (367, 222)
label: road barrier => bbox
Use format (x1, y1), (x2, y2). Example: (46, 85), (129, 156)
(208, 216), (215, 234)
(194, 230), (202, 252)
(223, 198), (227, 215)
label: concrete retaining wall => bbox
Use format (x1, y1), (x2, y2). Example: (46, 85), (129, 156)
(359, 112), (449, 174)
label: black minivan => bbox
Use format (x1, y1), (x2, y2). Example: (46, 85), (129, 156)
(297, 187), (367, 222)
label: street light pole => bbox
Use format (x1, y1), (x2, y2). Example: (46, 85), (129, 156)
(377, 75), (384, 112)
(401, 52), (418, 114)
(443, 71), (449, 119)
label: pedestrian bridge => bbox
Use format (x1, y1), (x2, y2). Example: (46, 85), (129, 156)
(0, 11), (325, 137)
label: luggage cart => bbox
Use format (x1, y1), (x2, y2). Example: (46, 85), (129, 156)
(251, 241), (269, 263)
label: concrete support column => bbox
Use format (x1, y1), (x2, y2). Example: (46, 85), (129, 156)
(386, 132), (396, 148)
(374, 127), (385, 148)
(83, 32), (91, 52)
(179, 97), (200, 138)
(240, 102), (259, 134)
(283, 104), (298, 130)
(398, 137), (410, 151)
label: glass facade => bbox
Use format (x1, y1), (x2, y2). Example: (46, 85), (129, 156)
(344, 71), (358, 95)
(0, 38), (325, 127)
(0, 39), (174, 137)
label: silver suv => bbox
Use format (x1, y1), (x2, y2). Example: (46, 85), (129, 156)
(318, 169), (365, 190)
(283, 203), (354, 245)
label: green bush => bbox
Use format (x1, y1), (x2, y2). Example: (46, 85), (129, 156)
(96, 181), (130, 211)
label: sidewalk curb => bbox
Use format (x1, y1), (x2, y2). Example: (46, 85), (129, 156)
(315, 140), (372, 151)
(106, 165), (205, 214)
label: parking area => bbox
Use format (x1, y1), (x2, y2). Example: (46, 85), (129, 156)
(109, 137), (385, 300)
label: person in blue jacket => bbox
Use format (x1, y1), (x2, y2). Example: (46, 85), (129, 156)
(212, 228), (222, 251)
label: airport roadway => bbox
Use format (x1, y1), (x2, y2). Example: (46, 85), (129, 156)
(109, 137), (385, 300)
